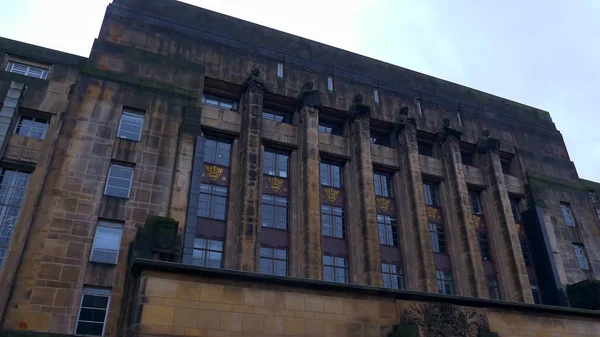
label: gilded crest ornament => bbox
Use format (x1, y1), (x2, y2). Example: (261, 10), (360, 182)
(472, 214), (481, 229)
(323, 187), (340, 203)
(205, 165), (224, 182)
(267, 177), (284, 193)
(516, 223), (521, 234)
(376, 197), (391, 212)
(427, 206), (438, 221)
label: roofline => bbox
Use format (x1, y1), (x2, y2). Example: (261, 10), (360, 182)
(0, 36), (87, 67)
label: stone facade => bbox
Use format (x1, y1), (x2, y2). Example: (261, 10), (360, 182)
(0, 0), (600, 336)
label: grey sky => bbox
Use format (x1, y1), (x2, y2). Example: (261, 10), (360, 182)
(1, 0), (598, 181)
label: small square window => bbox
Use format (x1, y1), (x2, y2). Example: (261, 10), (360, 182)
(327, 75), (334, 91)
(461, 151), (474, 166)
(15, 115), (49, 139)
(382, 263), (403, 289)
(373, 171), (393, 197)
(6, 60), (48, 79)
(262, 109), (291, 124)
(320, 162), (343, 188)
(277, 62), (284, 78)
(323, 255), (348, 283)
(90, 221), (123, 264)
(369, 130), (390, 147)
(373, 88), (380, 103)
(560, 203), (576, 227)
(318, 119), (343, 136)
(436, 269), (454, 295)
(76, 288), (110, 336)
(192, 238), (223, 268)
(418, 141), (434, 157)
(104, 164), (134, 198)
(259, 246), (288, 276)
(117, 109), (144, 141)
(201, 94), (238, 111)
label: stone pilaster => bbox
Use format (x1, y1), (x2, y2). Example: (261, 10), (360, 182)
(438, 120), (487, 297)
(347, 100), (381, 286)
(295, 83), (323, 279)
(394, 110), (437, 292)
(477, 132), (533, 302)
(235, 69), (267, 271)
(0, 81), (24, 158)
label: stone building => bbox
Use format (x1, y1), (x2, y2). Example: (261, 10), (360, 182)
(1, 0), (600, 336)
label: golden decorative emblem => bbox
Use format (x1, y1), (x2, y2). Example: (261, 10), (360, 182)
(323, 187), (340, 203)
(472, 214), (481, 229)
(376, 197), (391, 212)
(427, 206), (438, 221)
(267, 177), (284, 193)
(516, 223), (521, 234)
(205, 165), (224, 182)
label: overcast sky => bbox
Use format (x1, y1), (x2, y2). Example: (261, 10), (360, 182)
(1, 0), (598, 181)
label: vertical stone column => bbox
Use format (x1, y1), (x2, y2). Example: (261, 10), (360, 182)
(347, 94), (381, 286)
(438, 119), (487, 297)
(295, 83), (323, 279)
(235, 69), (267, 271)
(394, 109), (437, 292)
(477, 131), (533, 302)
(0, 81), (25, 158)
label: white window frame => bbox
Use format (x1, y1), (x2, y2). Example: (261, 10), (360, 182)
(416, 97), (423, 116)
(327, 75), (334, 91)
(560, 203), (575, 227)
(117, 109), (144, 141)
(14, 115), (49, 139)
(573, 243), (589, 270)
(277, 62), (284, 78)
(75, 287), (111, 337)
(104, 164), (134, 198)
(5, 60), (48, 79)
(373, 87), (380, 103)
(90, 221), (123, 264)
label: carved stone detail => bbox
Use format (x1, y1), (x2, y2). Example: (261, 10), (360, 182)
(346, 93), (371, 123)
(395, 106), (416, 131)
(400, 303), (490, 337)
(296, 82), (321, 110)
(477, 129), (501, 153)
(438, 117), (463, 142)
(243, 67), (268, 92)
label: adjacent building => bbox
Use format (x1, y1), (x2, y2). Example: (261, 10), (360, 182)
(1, 0), (600, 336)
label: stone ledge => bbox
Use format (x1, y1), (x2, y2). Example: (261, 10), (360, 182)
(0, 331), (72, 337)
(131, 257), (600, 319)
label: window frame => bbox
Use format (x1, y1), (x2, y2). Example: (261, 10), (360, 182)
(89, 221), (123, 265)
(469, 190), (482, 215)
(381, 263), (403, 289)
(327, 75), (334, 91)
(323, 255), (348, 283)
(520, 236), (533, 267)
(369, 130), (391, 147)
(572, 243), (589, 270)
(510, 198), (521, 222)
(560, 203), (576, 227)
(531, 284), (541, 304)
(192, 238), (223, 268)
(201, 94), (238, 111)
(5, 60), (48, 79)
(417, 141), (435, 157)
(378, 214), (398, 246)
(321, 204), (345, 239)
(203, 138), (232, 167)
(104, 163), (134, 199)
(198, 184), (228, 221)
(596, 208), (600, 221)
(259, 246), (288, 276)
(373, 171), (393, 197)
(117, 109), (145, 141)
(423, 182), (440, 207)
(261, 194), (288, 230)
(263, 149), (289, 178)
(428, 222), (446, 254)
(75, 288), (111, 337)
(0, 168), (31, 270)
(487, 276), (500, 300)
(318, 119), (343, 136)
(277, 62), (284, 78)
(436, 269), (454, 295)
(320, 161), (343, 188)
(14, 114), (49, 140)
(373, 87), (380, 104)
(478, 230), (492, 261)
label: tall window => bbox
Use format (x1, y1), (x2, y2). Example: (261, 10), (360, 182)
(259, 246), (287, 276)
(104, 164), (134, 198)
(327, 75), (334, 91)
(429, 223), (446, 254)
(0, 169), (30, 269)
(520, 236), (533, 267)
(436, 270), (454, 295)
(264, 150), (289, 178)
(262, 109), (291, 123)
(321, 205), (344, 238)
(531, 284), (541, 304)
(201, 94), (238, 111)
(478, 231), (491, 261)
(378, 215), (398, 246)
(76, 288), (110, 336)
(572, 243), (589, 270)
(469, 190), (482, 214)
(373, 88), (380, 103)
(323, 255), (348, 283)
(589, 191), (597, 203)
(198, 184), (227, 220)
(5, 61), (48, 79)
(487, 276), (500, 300)
(192, 238), (223, 268)
(117, 109), (144, 141)
(373, 171), (393, 197)
(510, 198), (521, 222)
(204, 138), (231, 167)
(423, 182), (439, 206)
(277, 62), (284, 78)
(382, 263), (403, 289)
(261, 195), (288, 229)
(320, 162), (342, 188)
(90, 221), (123, 264)
(560, 203), (575, 227)
(15, 115), (49, 140)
